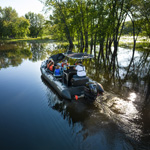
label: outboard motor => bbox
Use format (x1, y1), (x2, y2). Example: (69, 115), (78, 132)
(84, 82), (98, 102)
(96, 83), (104, 94)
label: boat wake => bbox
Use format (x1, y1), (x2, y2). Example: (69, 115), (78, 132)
(95, 91), (143, 141)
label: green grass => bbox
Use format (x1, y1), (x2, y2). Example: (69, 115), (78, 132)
(1, 35), (150, 51)
(119, 36), (150, 50)
(0, 36), (53, 43)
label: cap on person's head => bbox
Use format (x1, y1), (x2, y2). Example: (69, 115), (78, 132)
(78, 61), (82, 64)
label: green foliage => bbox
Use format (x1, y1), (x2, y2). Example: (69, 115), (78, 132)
(25, 12), (45, 38)
(0, 7), (46, 39)
(42, 0), (150, 51)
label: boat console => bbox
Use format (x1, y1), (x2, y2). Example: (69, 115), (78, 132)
(71, 77), (89, 86)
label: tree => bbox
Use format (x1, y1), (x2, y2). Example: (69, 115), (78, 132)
(43, 0), (74, 50)
(0, 7), (18, 38)
(0, 7), (3, 38)
(139, 0), (150, 37)
(122, 21), (133, 35)
(15, 17), (30, 38)
(25, 12), (45, 38)
(41, 0), (150, 67)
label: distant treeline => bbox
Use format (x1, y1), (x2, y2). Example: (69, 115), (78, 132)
(0, 7), (50, 39)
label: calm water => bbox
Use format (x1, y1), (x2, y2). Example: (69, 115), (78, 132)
(0, 41), (150, 150)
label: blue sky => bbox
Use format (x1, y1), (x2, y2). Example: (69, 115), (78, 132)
(0, 0), (46, 17)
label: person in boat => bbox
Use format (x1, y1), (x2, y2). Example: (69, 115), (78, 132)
(62, 60), (69, 71)
(73, 61), (86, 78)
(63, 62), (67, 70)
(54, 65), (61, 76)
(61, 60), (68, 67)
(49, 61), (54, 72)
(47, 59), (53, 69)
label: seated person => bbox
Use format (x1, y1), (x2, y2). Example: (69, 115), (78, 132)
(63, 62), (67, 70)
(61, 60), (69, 67)
(62, 60), (69, 71)
(49, 61), (54, 72)
(57, 62), (62, 67)
(74, 61), (78, 66)
(73, 61), (86, 78)
(54, 65), (61, 76)
(47, 60), (53, 69)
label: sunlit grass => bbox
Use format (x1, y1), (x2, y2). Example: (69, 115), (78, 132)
(119, 36), (150, 50)
(0, 36), (52, 43)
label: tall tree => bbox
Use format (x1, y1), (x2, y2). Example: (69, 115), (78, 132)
(139, 0), (150, 37)
(0, 7), (18, 38)
(25, 12), (45, 38)
(44, 0), (74, 50)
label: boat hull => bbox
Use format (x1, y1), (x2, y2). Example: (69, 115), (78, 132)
(41, 66), (73, 100)
(40, 60), (104, 101)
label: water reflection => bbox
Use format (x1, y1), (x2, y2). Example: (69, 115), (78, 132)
(84, 47), (150, 103)
(0, 42), (59, 69)
(29, 43), (49, 61)
(0, 42), (32, 69)
(83, 48), (150, 145)
(0, 41), (150, 149)
(0, 42), (68, 70)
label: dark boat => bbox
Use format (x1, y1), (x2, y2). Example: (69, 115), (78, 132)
(40, 51), (104, 102)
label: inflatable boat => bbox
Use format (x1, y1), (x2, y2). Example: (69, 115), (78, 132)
(40, 51), (104, 102)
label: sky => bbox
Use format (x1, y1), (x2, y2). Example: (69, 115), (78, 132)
(0, 0), (47, 17)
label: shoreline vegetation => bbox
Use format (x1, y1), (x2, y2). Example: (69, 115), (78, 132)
(0, 35), (150, 51)
(0, 36), (52, 43)
(119, 36), (150, 50)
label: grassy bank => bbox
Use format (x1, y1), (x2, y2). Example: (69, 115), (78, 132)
(119, 36), (150, 50)
(0, 36), (54, 43)
(1, 35), (150, 51)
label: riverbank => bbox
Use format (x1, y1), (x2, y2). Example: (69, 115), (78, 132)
(1, 35), (150, 51)
(0, 36), (53, 43)
(119, 36), (150, 50)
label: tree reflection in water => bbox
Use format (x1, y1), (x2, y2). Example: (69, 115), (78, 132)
(85, 47), (150, 144)
(0, 42), (60, 69)
(0, 42), (32, 69)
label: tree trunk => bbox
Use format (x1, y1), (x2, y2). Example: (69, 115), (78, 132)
(105, 37), (109, 60)
(57, 2), (74, 51)
(110, 39), (118, 71)
(93, 33), (97, 59)
(85, 30), (88, 52)
(90, 35), (93, 55)
(80, 30), (84, 53)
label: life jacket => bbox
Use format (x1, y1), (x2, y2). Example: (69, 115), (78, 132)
(61, 62), (64, 67)
(55, 68), (61, 75)
(49, 65), (54, 71)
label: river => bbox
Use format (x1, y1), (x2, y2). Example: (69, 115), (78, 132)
(0, 41), (150, 150)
